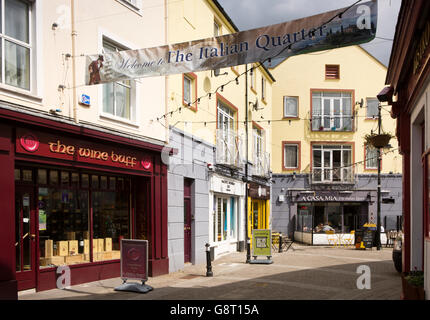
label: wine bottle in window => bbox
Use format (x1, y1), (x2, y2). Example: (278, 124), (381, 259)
(79, 233), (84, 254)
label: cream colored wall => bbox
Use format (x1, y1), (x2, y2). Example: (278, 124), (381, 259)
(270, 45), (402, 175)
(0, 0), (167, 143)
(167, 0), (273, 161)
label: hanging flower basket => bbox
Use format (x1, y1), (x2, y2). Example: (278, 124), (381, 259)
(364, 133), (393, 148)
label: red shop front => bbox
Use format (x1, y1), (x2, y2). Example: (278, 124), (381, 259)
(0, 108), (169, 298)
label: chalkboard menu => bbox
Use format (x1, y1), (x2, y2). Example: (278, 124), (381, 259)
(362, 230), (375, 249)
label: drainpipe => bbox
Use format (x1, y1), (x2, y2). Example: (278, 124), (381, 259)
(71, 0), (78, 123)
(164, 0), (169, 142)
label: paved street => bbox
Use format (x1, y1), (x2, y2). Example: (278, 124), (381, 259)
(19, 244), (401, 301)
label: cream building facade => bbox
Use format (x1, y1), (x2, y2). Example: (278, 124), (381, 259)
(0, 0), (171, 296)
(269, 45), (403, 245)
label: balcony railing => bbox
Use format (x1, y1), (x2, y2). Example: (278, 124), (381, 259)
(310, 166), (355, 184)
(311, 115), (353, 132)
(253, 152), (270, 178)
(216, 129), (243, 168)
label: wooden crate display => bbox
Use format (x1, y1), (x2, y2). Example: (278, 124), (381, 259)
(83, 239), (90, 254)
(97, 239), (104, 253)
(40, 256), (65, 266)
(65, 254), (84, 264)
(57, 241), (69, 256)
(104, 238), (112, 252)
(68, 240), (78, 255)
(45, 240), (53, 258)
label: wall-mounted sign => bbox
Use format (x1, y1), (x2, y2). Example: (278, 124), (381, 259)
(79, 94), (91, 106)
(16, 128), (153, 173)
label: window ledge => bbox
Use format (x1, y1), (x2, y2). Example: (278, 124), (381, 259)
(99, 113), (140, 129)
(115, 0), (142, 16)
(0, 84), (43, 104)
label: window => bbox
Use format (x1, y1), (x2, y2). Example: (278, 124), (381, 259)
(284, 96), (298, 118)
(36, 169), (129, 268)
(102, 39), (135, 121)
(253, 126), (263, 158)
(365, 144), (378, 170)
(216, 97), (238, 166)
(1, 0), (31, 91)
(214, 20), (220, 37)
(366, 98), (379, 119)
(250, 65), (256, 91)
(312, 144), (353, 183)
(283, 143), (299, 170)
(325, 64), (340, 79)
(183, 73), (197, 111)
(213, 196), (237, 242)
(261, 77), (267, 101)
(312, 91), (353, 131)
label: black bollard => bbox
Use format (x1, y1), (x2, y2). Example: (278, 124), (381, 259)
(279, 234), (283, 253)
(205, 243), (213, 277)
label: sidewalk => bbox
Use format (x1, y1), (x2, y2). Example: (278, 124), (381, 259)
(18, 244), (401, 300)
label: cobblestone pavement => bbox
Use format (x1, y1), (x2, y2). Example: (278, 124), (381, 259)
(18, 244), (401, 300)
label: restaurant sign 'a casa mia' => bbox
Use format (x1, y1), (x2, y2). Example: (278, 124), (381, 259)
(16, 129), (153, 172)
(301, 195), (338, 202)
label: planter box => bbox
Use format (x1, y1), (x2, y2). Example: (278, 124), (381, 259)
(401, 273), (425, 300)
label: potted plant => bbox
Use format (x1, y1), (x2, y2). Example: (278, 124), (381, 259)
(401, 269), (425, 300)
(364, 132), (394, 148)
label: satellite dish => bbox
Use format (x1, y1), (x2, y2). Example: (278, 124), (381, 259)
(214, 68), (220, 76)
(253, 99), (259, 111)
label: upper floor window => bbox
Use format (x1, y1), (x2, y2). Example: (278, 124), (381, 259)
(283, 143), (299, 170)
(216, 97), (239, 166)
(261, 77), (267, 101)
(217, 102), (235, 132)
(311, 91), (353, 131)
(102, 39), (135, 122)
(253, 126), (263, 158)
(284, 96), (298, 118)
(1, 0), (31, 91)
(365, 144), (379, 170)
(325, 64), (340, 80)
(312, 144), (353, 183)
(366, 98), (379, 119)
(183, 73), (197, 111)
(214, 20), (220, 37)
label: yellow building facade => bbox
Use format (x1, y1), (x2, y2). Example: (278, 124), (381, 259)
(166, 0), (274, 268)
(269, 45), (403, 245)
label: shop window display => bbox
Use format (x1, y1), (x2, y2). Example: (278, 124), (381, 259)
(15, 168), (130, 268)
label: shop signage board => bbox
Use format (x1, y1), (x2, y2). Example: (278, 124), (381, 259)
(120, 239), (148, 281)
(85, 1), (377, 85)
(252, 229), (272, 257)
(16, 128), (153, 173)
(115, 239), (153, 294)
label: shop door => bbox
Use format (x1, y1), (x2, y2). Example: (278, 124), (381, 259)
(15, 187), (37, 291)
(184, 198), (192, 263)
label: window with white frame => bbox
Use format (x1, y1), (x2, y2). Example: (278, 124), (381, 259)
(284, 96), (298, 118)
(312, 91), (353, 131)
(183, 75), (192, 105)
(365, 144), (378, 169)
(213, 196), (237, 242)
(1, 0), (31, 91)
(284, 144), (298, 169)
(366, 98), (379, 118)
(253, 127), (263, 158)
(312, 145), (353, 183)
(261, 77), (267, 101)
(102, 39), (135, 122)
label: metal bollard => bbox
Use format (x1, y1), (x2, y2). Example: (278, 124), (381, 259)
(246, 239), (251, 263)
(205, 243), (213, 277)
(279, 234), (283, 253)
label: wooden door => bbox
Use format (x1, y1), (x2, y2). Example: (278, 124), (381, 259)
(15, 186), (37, 291)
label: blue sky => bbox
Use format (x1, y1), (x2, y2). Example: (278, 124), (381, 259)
(217, 0), (401, 66)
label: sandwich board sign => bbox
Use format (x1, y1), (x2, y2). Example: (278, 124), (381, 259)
(250, 229), (273, 264)
(114, 239), (153, 293)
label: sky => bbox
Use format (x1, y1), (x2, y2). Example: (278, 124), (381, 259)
(216, 0), (401, 66)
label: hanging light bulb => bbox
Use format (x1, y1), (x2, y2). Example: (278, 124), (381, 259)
(236, 77), (239, 85)
(268, 58), (272, 68)
(209, 93), (212, 100)
(221, 85), (224, 92)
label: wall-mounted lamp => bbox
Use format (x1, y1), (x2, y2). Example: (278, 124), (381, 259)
(249, 99), (264, 111)
(52, 22), (59, 30)
(377, 86), (394, 103)
(355, 98), (364, 108)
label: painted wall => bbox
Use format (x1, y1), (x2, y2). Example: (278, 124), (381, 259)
(0, 0), (167, 144)
(269, 45), (402, 175)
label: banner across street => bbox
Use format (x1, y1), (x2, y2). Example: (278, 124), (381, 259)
(86, 1), (377, 85)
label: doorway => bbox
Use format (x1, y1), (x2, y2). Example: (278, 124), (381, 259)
(184, 179), (193, 263)
(15, 186), (37, 291)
